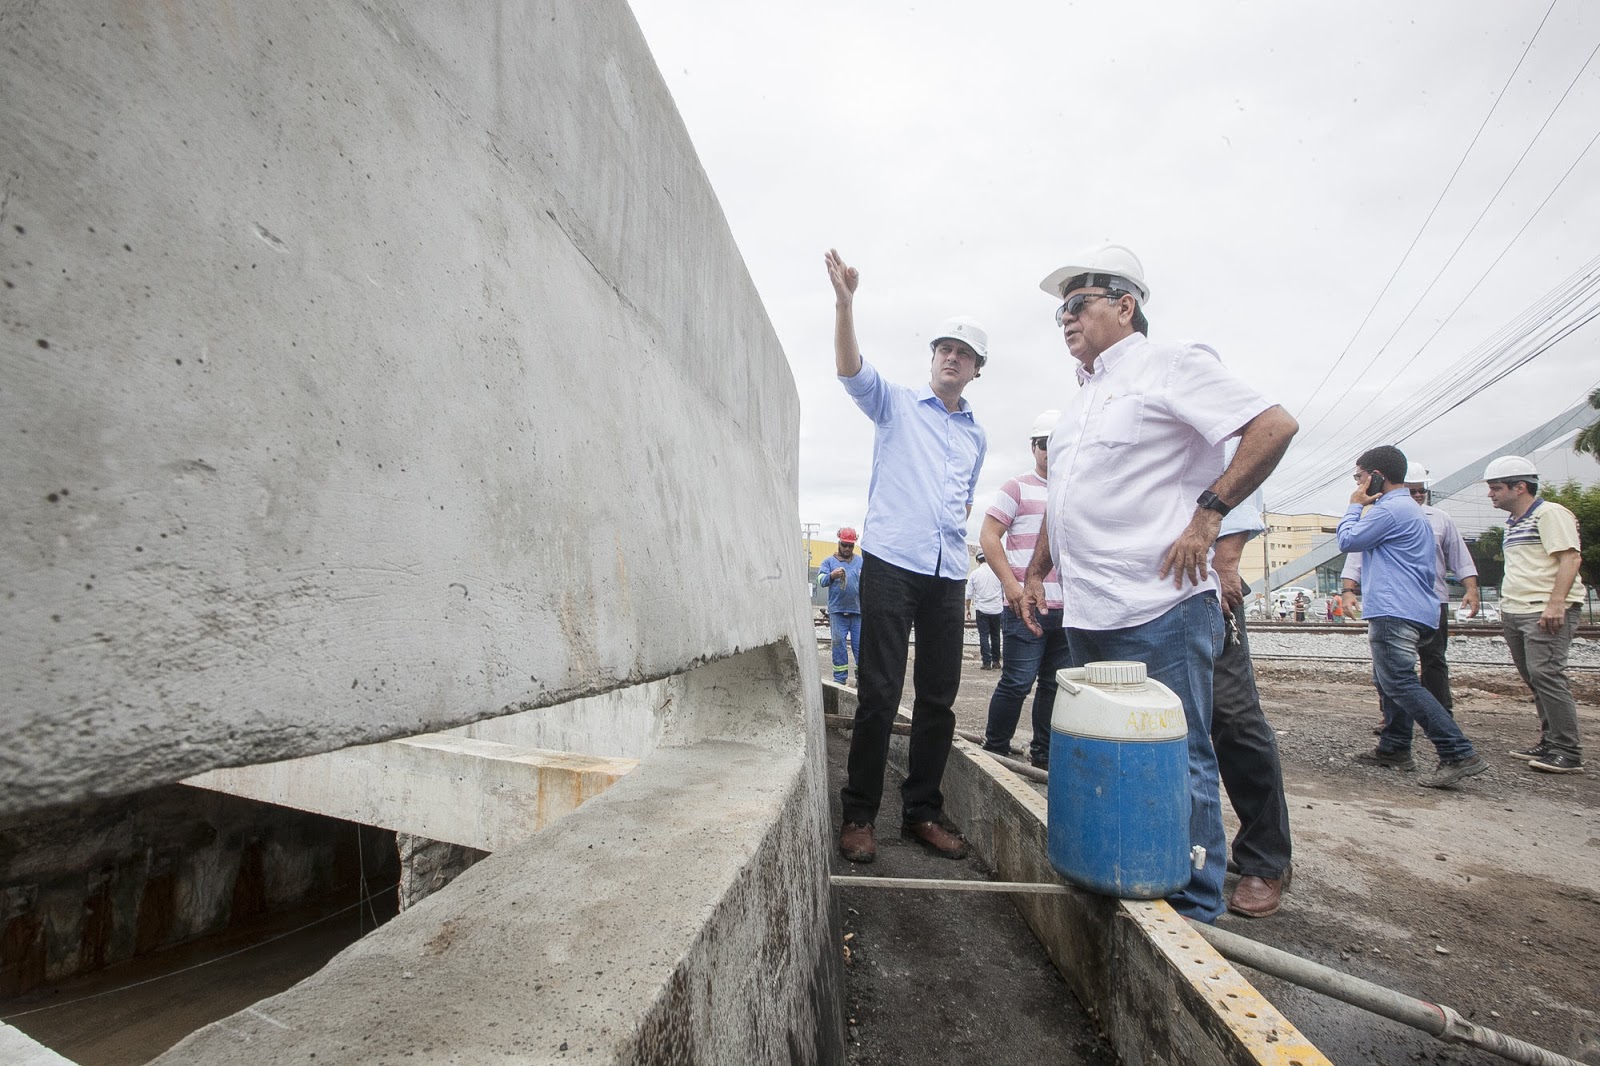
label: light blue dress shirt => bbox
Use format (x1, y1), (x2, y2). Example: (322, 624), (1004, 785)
(841, 358), (986, 580)
(1336, 489), (1440, 629)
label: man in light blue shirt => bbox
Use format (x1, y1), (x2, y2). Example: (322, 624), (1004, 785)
(1338, 445), (1486, 789)
(825, 249), (987, 865)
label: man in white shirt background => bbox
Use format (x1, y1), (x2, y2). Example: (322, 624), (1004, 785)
(966, 552), (1004, 671)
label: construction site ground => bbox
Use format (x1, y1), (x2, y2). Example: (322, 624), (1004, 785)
(819, 640), (1600, 1065)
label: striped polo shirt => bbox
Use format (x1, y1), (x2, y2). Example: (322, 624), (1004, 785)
(986, 471), (1062, 609)
(1501, 498), (1586, 614)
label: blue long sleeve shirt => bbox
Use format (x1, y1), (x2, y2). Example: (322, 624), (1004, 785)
(841, 358), (986, 580)
(816, 553), (864, 614)
(1335, 489), (1440, 628)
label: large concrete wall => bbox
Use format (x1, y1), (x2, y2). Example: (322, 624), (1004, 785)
(1, 0), (803, 812)
(2, 1), (839, 1060)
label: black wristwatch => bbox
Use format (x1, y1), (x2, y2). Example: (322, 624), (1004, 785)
(1196, 490), (1232, 517)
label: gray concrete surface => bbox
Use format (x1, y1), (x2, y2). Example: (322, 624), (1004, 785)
(3, 2), (840, 1061)
(154, 646), (842, 1065)
(1, 0), (801, 812)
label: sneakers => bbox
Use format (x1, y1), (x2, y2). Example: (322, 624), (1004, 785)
(1353, 747), (1416, 772)
(839, 822), (877, 863)
(1420, 753), (1488, 789)
(1529, 753), (1585, 774)
(1509, 741), (1551, 759)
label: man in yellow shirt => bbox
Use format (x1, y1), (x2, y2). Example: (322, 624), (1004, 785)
(1485, 455), (1587, 774)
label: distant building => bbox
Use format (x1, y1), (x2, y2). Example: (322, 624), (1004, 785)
(1239, 511), (1344, 593)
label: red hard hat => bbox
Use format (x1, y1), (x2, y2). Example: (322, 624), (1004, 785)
(837, 527), (858, 544)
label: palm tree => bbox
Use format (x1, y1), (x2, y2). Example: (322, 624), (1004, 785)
(1575, 387), (1600, 460)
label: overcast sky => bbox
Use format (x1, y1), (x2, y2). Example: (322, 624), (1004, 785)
(627, 0), (1600, 540)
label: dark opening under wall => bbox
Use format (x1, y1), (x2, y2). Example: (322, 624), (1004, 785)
(1, 783), (399, 999)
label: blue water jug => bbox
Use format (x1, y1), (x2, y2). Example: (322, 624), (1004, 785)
(1047, 661), (1193, 899)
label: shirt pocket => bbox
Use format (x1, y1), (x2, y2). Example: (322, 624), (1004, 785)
(1096, 393), (1144, 447)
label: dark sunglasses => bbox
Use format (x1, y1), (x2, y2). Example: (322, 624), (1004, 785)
(1055, 290), (1125, 326)
(1031, 437), (1049, 450)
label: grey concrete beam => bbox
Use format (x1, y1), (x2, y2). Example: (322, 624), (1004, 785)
(184, 736), (638, 853)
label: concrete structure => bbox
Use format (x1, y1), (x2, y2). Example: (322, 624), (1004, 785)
(2, 2), (840, 1061)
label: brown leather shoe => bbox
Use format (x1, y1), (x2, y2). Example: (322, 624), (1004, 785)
(839, 822), (877, 863)
(901, 820), (970, 859)
(1227, 875), (1283, 918)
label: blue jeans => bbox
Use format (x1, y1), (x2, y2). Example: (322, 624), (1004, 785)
(974, 610), (1002, 666)
(1370, 616), (1475, 762)
(1066, 592), (1227, 922)
(829, 612), (861, 682)
(984, 607), (1070, 762)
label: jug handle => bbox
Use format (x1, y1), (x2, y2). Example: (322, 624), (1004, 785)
(1056, 667), (1087, 696)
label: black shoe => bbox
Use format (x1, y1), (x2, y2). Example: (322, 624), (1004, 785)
(1528, 753), (1585, 774)
(1029, 753), (1049, 771)
(1353, 747), (1416, 772)
(1509, 741), (1550, 759)
(1420, 753), (1488, 789)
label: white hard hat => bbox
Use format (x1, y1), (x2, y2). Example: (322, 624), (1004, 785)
(930, 316), (988, 367)
(1403, 463), (1431, 486)
(1029, 409), (1061, 439)
(1039, 244), (1151, 305)
(1483, 455), (1539, 482)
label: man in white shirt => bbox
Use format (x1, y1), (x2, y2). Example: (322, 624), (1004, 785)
(1020, 244), (1297, 922)
(965, 552), (1004, 670)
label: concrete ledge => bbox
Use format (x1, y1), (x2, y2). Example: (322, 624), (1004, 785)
(0, 1023), (75, 1066)
(818, 679), (1331, 1066)
(154, 645), (844, 1065)
(185, 736), (638, 852)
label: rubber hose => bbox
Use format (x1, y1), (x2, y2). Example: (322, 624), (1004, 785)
(1190, 920), (1584, 1066)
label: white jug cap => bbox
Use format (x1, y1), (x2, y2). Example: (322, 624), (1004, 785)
(1084, 661), (1147, 686)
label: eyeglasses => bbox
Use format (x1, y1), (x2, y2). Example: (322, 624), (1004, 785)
(1055, 291), (1124, 326)
(1408, 489), (1428, 500)
(1031, 437), (1049, 450)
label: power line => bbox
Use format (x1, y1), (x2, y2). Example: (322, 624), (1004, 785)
(1290, 34), (1600, 450)
(1268, 257), (1600, 511)
(1289, 0), (1560, 425)
(1269, 119), (1600, 495)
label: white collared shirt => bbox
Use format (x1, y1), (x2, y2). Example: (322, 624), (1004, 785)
(1046, 333), (1273, 630)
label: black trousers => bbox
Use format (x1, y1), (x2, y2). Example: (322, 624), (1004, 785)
(840, 552), (966, 825)
(1212, 597), (1293, 879)
(1419, 602), (1452, 711)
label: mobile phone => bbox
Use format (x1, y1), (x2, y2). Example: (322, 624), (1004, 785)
(1366, 473), (1387, 495)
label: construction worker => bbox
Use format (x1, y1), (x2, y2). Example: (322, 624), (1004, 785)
(979, 410), (1068, 768)
(825, 249), (987, 864)
(1487, 455), (1586, 773)
(816, 527), (864, 686)
(1020, 243), (1298, 922)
